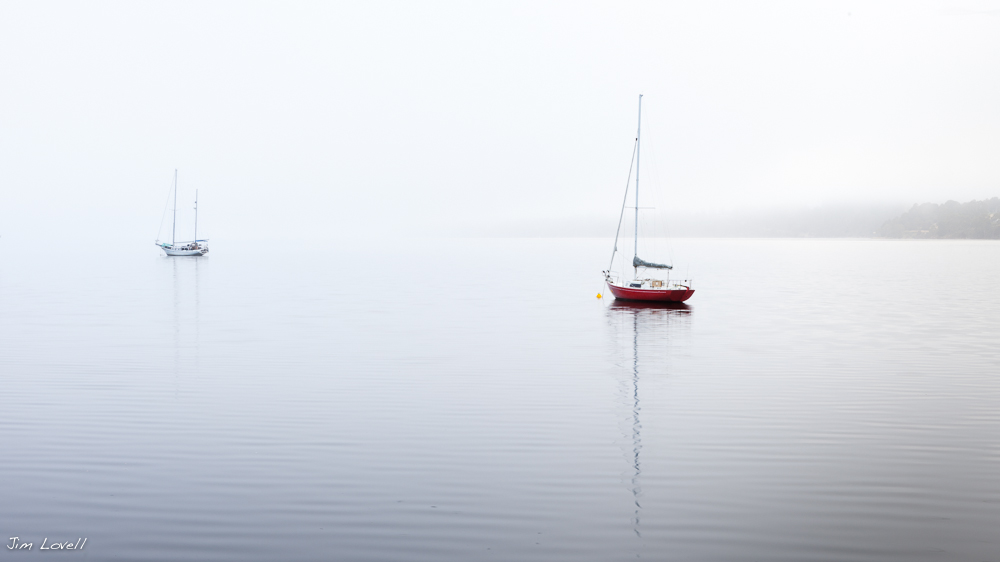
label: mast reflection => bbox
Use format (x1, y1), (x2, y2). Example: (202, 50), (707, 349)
(606, 300), (690, 545)
(167, 255), (203, 385)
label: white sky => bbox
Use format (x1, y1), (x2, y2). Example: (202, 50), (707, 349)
(1, 1), (999, 240)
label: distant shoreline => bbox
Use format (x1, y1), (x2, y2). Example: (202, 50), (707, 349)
(469, 198), (1000, 239)
(876, 198), (1000, 239)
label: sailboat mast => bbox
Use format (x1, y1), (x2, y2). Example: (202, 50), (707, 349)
(194, 189), (198, 242)
(634, 94), (642, 275)
(172, 169), (178, 246)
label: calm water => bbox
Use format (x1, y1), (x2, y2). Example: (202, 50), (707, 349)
(1, 238), (998, 561)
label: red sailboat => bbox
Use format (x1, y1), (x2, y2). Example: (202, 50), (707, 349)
(603, 95), (694, 303)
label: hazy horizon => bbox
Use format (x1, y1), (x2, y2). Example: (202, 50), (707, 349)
(2, 1), (999, 243)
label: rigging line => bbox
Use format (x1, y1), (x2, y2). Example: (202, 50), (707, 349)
(608, 138), (639, 272)
(156, 174), (173, 243)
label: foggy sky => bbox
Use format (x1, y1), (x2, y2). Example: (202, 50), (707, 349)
(2, 1), (999, 241)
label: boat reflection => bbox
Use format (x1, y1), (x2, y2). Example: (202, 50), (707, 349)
(168, 255), (202, 385)
(606, 299), (691, 548)
(608, 300), (692, 313)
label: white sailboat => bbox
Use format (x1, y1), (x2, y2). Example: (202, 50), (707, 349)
(156, 170), (209, 256)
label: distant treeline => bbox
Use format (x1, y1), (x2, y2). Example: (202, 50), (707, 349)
(878, 198), (1000, 239)
(656, 204), (906, 238)
(476, 198), (1000, 238)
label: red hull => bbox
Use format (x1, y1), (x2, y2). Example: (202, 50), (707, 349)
(607, 283), (694, 302)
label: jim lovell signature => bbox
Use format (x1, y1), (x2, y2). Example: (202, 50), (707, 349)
(7, 537), (87, 551)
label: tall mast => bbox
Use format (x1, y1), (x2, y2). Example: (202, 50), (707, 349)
(194, 189), (198, 242)
(634, 94), (642, 275)
(172, 169), (178, 246)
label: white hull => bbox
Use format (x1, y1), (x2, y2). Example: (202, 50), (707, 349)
(163, 247), (207, 256)
(158, 241), (209, 256)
